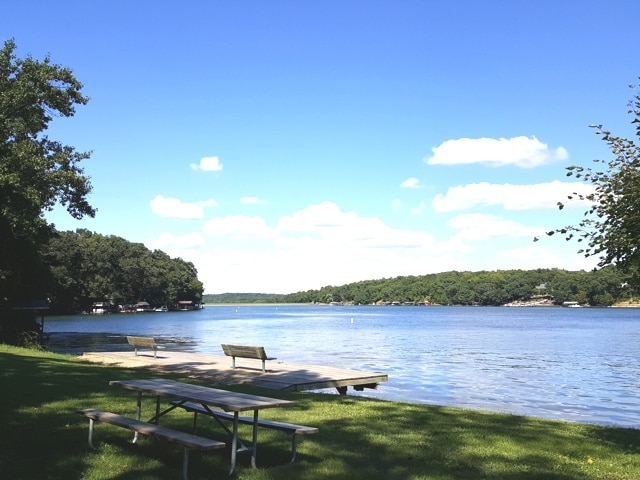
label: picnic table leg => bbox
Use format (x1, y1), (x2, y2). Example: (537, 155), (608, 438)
(229, 412), (239, 475)
(290, 435), (299, 463)
(182, 447), (190, 480)
(87, 417), (96, 449)
(133, 391), (142, 443)
(154, 396), (161, 424)
(250, 410), (259, 468)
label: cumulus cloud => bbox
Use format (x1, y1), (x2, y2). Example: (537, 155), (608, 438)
(150, 195), (210, 219)
(145, 231), (205, 250)
(424, 136), (568, 168)
(202, 215), (276, 240)
(276, 201), (436, 250)
(401, 177), (422, 188)
(199, 199), (219, 207)
(142, 199), (597, 294)
(448, 213), (544, 241)
(432, 180), (595, 213)
(190, 156), (223, 171)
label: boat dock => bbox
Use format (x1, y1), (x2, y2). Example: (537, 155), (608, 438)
(79, 350), (388, 395)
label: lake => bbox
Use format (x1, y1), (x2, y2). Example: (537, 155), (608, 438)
(44, 304), (640, 428)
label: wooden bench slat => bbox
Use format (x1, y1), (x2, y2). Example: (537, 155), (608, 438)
(175, 401), (319, 435)
(76, 408), (225, 450)
(221, 344), (275, 360)
(126, 336), (165, 358)
(172, 401), (317, 464)
(221, 344), (276, 372)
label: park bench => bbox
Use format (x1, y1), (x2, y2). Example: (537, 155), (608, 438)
(126, 335), (164, 358)
(221, 344), (276, 372)
(76, 408), (225, 480)
(172, 401), (319, 464)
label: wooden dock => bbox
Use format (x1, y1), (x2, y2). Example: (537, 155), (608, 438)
(79, 350), (388, 395)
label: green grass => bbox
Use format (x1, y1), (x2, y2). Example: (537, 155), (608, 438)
(1, 345), (640, 479)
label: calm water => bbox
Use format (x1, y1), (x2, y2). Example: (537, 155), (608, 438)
(44, 305), (640, 428)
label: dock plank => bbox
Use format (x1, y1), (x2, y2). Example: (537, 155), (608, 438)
(79, 351), (388, 394)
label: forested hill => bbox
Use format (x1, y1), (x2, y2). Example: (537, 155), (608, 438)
(202, 293), (279, 304)
(203, 267), (637, 307)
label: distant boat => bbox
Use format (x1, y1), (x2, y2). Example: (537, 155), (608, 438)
(562, 301), (582, 308)
(134, 301), (154, 312)
(155, 306), (168, 312)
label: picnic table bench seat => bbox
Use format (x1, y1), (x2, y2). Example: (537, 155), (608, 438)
(76, 408), (225, 480)
(173, 401), (319, 463)
(126, 335), (164, 358)
(221, 344), (276, 372)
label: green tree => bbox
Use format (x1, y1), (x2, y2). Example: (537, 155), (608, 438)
(0, 39), (94, 306)
(43, 229), (204, 313)
(542, 80), (640, 286)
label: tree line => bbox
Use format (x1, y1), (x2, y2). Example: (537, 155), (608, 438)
(204, 267), (638, 307)
(44, 229), (203, 314)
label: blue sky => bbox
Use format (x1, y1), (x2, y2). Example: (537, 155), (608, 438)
(4, 1), (640, 294)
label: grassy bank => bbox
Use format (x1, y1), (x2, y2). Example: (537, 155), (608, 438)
(1, 345), (639, 479)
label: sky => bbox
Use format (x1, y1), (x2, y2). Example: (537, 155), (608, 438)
(3, 1), (640, 294)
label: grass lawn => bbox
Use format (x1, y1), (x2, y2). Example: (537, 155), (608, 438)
(1, 344), (640, 479)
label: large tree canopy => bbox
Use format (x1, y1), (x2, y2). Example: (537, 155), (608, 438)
(542, 80), (640, 283)
(44, 229), (204, 314)
(0, 39), (94, 304)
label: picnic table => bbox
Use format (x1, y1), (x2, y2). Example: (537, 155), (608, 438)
(108, 378), (296, 474)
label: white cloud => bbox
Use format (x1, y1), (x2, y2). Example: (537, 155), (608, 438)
(202, 215), (276, 240)
(432, 180), (595, 213)
(150, 195), (206, 219)
(145, 231), (205, 250)
(425, 136), (569, 168)
(199, 199), (219, 207)
(401, 177), (422, 188)
(144, 201), (598, 294)
(448, 213), (544, 241)
(277, 201), (355, 231)
(190, 156), (223, 171)
(147, 201), (459, 293)
(277, 201), (436, 249)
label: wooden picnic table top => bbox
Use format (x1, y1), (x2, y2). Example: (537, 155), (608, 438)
(110, 378), (295, 412)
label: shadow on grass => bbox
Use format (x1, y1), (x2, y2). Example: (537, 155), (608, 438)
(2, 348), (640, 480)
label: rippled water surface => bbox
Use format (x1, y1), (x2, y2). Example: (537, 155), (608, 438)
(45, 305), (640, 428)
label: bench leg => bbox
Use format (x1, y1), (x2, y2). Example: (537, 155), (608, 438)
(182, 447), (190, 480)
(153, 347), (157, 359)
(290, 435), (299, 463)
(261, 360), (266, 373)
(133, 392), (142, 444)
(134, 347), (139, 356)
(230, 412), (239, 475)
(231, 356), (236, 369)
(191, 411), (199, 433)
(87, 418), (96, 449)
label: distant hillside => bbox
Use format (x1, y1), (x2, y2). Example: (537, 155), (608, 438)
(203, 292), (282, 304)
(203, 267), (637, 307)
